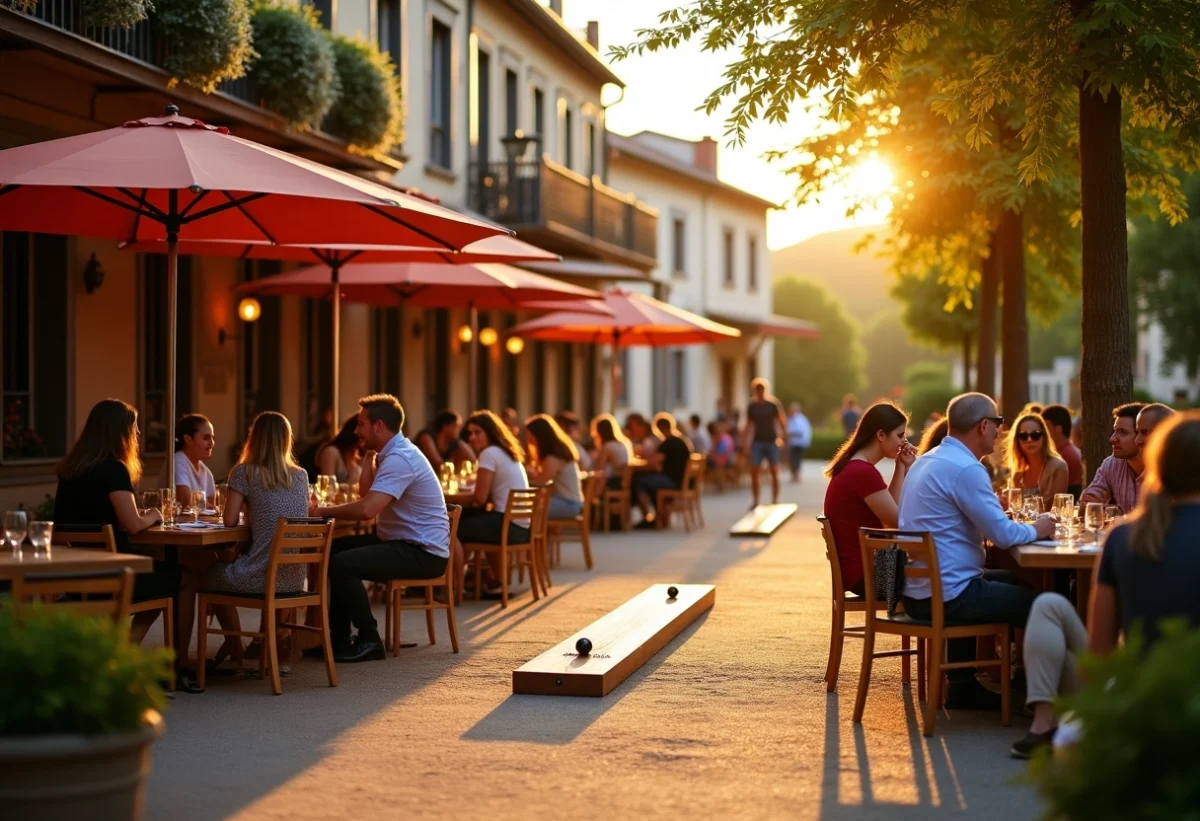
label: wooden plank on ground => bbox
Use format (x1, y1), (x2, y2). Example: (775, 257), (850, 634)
(729, 503), (797, 537)
(512, 583), (715, 697)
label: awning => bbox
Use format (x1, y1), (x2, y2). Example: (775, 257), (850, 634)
(517, 258), (649, 283)
(708, 311), (819, 339)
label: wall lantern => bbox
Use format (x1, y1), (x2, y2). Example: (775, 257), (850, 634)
(238, 297), (262, 323)
(83, 252), (106, 294)
(505, 335), (525, 355)
(457, 324), (473, 343)
(478, 327), (498, 347)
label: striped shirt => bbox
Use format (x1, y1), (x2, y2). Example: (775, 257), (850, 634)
(1080, 455), (1142, 514)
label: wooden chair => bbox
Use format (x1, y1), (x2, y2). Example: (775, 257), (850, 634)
(197, 517), (337, 695)
(51, 524), (174, 679)
(12, 568), (135, 621)
(655, 455), (703, 531)
(599, 465), (633, 532)
(463, 489), (545, 608)
(384, 506), (462, 656)
(817, 517), (911, 692)
(548, 473), (601, 570)
(855, 528), (1012, 737)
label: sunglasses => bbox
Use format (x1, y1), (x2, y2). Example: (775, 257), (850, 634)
(1016, 430), (1044, 442)
(984, 416), (1005, 427)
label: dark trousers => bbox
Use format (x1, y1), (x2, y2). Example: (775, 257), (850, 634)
(328, 534), (447, 642)
(903, 569), (1035, 682)
(788, 446), (806, 474)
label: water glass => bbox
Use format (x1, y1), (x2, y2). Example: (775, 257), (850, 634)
(1104, 505), (1122, 526)
(140, 490), (161, 520)
(5, 509), (28, 557)
(1084, 502), (1105, 542)
(213, 484), (227, 516)
(1052, 493), (1075, 539)
(1005, 487), (1024, 517)
(28, 521), (53, 558)
(160, 488), (176, 526)
(1024, 496), (1044, 519)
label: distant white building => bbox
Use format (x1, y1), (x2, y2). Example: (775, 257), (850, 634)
(1136, 317), (1197, 403)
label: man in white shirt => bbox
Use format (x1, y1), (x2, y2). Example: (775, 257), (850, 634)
(786, 402), (813, 483)
(315, 395), (450, 663)
(899, 392), (1055, 710)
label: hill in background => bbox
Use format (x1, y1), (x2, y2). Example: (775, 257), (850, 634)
(770, 224), (895, 324)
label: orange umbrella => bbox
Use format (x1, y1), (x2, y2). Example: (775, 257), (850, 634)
(507, 289), (741, 410)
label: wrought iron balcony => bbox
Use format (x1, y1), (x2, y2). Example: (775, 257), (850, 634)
(468, 156), (658, 267)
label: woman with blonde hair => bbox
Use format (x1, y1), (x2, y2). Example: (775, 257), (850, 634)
(1003, 411), (1068, 509)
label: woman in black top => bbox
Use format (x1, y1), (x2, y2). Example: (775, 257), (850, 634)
(53, 399), (174, 643)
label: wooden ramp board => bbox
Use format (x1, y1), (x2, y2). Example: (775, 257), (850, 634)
(512, 583), (715, 697)
(729, 503), (798, 537)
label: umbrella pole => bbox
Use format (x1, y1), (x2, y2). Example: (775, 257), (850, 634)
(331, 262), (341, 431)
(609, 331), (619, 414)
(166, 206), (178, 498)
(468, 304), (479, 412)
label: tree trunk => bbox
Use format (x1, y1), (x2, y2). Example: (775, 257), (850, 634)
(1077, 81), (1132, 482)
(998, 208), (1029, 422)
(976, 231), (998, 397)
(962, 331), (973, 391)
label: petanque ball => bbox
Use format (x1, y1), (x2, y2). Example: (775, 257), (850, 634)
(667, 586), (679, 599)
(576, 637), (593, 656)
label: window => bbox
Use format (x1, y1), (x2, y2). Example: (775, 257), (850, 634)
(240, 260), (281, 436)
(303, 300), (333, 443)
(533, 87), (545, 141)
(1, 233), (68, 463)
(473, 46), (491, 164)
(304, 0), (334, 28)
(140, 253), (193, 456)
(670, 350), (687, 407)
(585, 121), (597, 177)
(429, 20), (453, 169)
(562, 104), (574, 169)
(505, 69), (519, 135)
(747, 235), (758, 291)
(372, 308), (403, 397)
(722, 228), (735, 287)
(671, 217), (686, 277)
(377, 0), (401, 68)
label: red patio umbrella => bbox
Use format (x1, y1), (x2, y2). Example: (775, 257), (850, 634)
(0, 106), (508, 489)
(237, 262), (608, 410)
(507, 288), (742, 411)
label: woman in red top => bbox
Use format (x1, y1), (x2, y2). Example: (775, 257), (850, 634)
(823, 402), (915, 594)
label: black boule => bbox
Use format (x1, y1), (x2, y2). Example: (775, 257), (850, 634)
(575, 637), (593, 655)
(667, 586), (679, 598)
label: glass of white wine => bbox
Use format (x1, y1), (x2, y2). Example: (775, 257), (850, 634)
(1052, 493), (1074, 540)
(28, 521), (53, 558)
(213, 484), (227, 517)
(5, 510), (28, 557)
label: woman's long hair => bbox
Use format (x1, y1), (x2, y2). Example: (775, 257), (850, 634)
(824, 402), (909, 478)
(467, 410), (525, 464)
(1128, 412), (1200, 561)
(327, 416), (360, 457)
(174, 413), (211, 453)
(525, 413), (579, 463)
(57, 399), (142, 484)
(592, 413), (631, 449)
(917, 417), (949, 455)
(1004, 411), (1062, 478)
(235, 412), (301, 490)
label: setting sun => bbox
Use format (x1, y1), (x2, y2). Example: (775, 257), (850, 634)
(848, 155), (894, 201)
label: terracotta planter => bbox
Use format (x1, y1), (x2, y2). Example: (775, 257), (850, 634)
(0, 710), (164, 821)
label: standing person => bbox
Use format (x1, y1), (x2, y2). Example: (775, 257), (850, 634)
(632, 413), (692, 529)
(841, 394), (862, 436)
(1013, 410), (1200, 758)
(316, 416), (363, 486)
(412, 409), (476, 473)
(313, 395), (450, 663)
(898, 393), (1055, 710)
(525, 413), (584, 520)
(1080, 403), (1146, 513)
(742, 378), (787, 507)
(1003, 411), (1069, 510)
(822, 402), (915, 595)
(786, 402), (813, 483)
(687, 414), (712, 455)
(1041, 404), (1083, 499)
(155, 413), (217, 507)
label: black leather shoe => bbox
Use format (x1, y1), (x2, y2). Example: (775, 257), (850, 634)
(335, 637), (386, 663)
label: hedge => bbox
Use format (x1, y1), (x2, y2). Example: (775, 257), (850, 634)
(323, 35), (403, 153)
(248, 2), (340, 128)
(156, 0), (256, 93)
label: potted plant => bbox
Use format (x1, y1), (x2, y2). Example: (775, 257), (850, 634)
(155, 0), (257, 93)
(248, 1), (340, 128)
(0, 604), (172, 821)
(1026, 621), (1200, 818)
(323, 34), (404, 154)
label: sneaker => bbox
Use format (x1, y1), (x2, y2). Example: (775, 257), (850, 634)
(944, 679), (1002, 712)
(1011, 727), (1056, 759)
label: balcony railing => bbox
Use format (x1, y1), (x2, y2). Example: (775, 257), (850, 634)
(469, 156), (657, 262)
(15, 0), (257, 105)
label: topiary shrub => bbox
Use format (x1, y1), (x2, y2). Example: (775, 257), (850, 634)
(80, 0), (153, 29)
(248, 1), (340, 129)
(323, 35), (404, 153)
(155, 0), (256, 93)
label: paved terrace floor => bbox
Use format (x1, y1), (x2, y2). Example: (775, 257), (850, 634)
(146, 463), (1042, 820)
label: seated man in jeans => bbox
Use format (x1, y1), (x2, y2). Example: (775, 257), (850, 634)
(313, 394), (450, 663)
(898, 392), (1055, 710)
(631, 413), (692, 529)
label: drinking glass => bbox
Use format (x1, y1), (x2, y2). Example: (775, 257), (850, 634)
(1024, 496), (1044, 519)
(310, 483), (319, 505)
(317, 475), (335, 505)
(213, 484), (227, 516)
(141, 490), (161, 520)
(1085, 502), (1105, 543)
(28, 521), (53, 558)
(1005, 487), (1024, 517)
(160, 488), (176, 526)
(1052, 493), (1075, 540)
(337, 483), (350, 504)
(192, 491), (206, 522)
(5, 510), (28, 557)
(1104, 505), (1122, 526)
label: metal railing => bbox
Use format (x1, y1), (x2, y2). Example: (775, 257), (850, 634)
(469, 156), (657, 261)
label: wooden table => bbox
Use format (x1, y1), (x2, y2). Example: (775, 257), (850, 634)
(1012, 542), (1101, 618)
(128, 523), (252, 549)
(0, 547), (152, 581)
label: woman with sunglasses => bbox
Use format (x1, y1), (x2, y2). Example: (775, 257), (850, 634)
(1004, 411), (1068, 510)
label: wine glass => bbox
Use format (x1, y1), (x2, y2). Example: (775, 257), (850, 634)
(160, 487), (176, 526)
(1052, 493), (1074, 540)
(213, 484), (226, 516)
(192, 491), (207, 522)
(1104, 505), (1122, 527)
(141, 490), (161, 520)
(5, 510), (28, 557)
(1024, 496), (1044, 520)
(1005, 487), (1024, 518)
(1084, 502), (1105, 544)
(28, 521), (53, 558)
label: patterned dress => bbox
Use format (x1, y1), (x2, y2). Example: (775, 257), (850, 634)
(204, 465), (310, 594)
